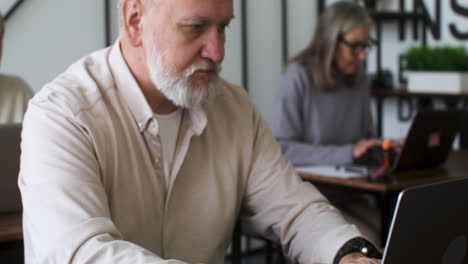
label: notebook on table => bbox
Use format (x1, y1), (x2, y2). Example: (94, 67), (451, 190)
(0, 123), (23, 214)
(381, 177), (468, 263)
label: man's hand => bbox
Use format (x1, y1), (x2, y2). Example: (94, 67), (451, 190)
(311, 252), (381, 264)
(338, 252), (381, 264)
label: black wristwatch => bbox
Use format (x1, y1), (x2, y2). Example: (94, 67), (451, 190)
(333, 237), (382, 264)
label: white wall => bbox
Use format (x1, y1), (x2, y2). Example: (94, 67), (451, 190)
(1, 0), (106, 92)
(287, 0), (316, 57)
(220, 0), (243, 87)
(245, 0), (284, 118)
(2, 0), (467, 138)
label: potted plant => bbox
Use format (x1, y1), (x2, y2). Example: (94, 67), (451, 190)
(402, 45), (468, 93)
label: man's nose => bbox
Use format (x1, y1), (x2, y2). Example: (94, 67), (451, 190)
(201, 29), (225, 64)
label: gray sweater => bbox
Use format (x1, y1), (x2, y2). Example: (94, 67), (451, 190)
(270, 59), (375, 167)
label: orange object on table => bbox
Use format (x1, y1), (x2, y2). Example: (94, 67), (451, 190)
(382, 139), (391, 169)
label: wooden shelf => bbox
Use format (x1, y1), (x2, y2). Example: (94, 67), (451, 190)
(370, 11), (426, 21)
(371, 88), (468, 98)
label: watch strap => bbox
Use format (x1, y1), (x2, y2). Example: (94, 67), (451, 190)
(333, 237), (382, 264)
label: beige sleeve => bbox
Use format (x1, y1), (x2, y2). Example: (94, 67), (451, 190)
(241, 106), (362, 264)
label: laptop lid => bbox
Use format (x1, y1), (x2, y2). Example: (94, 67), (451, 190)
(0, 123), (23, 213)
(382, 177), (468, 264)
(393, 110), (462, 172)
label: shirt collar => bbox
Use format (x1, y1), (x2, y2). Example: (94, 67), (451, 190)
(187, 106), (207, 136)
(108, 40), (207, 135)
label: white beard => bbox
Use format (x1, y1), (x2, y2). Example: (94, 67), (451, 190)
(145, 36), (221, 109)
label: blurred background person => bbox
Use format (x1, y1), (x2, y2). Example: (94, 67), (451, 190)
(0, 11), (33, 124)
(270, 1), (402, 247)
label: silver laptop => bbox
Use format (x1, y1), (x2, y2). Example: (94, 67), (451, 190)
(0, 123), (23, 214)
(382, 177), (468, 263)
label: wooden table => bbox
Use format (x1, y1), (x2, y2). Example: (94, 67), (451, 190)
(298, 150), (468, 244)
(0, 213), (22, 243)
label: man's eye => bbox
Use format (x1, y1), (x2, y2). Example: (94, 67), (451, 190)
(188, 24), (204, 33)
(218, 23), (230, 33)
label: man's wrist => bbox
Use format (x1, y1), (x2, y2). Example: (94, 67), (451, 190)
(333, 237), (382, 264)
(338, 252), (367, 264)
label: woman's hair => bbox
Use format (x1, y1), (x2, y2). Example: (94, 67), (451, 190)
(291, 1), (371, 92)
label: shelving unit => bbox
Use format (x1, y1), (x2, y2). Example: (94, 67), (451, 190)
(371, 89), (468, 136)
(370, 10), (428, 85)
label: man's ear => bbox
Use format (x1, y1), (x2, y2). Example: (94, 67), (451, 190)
(122, 0), (144, 47)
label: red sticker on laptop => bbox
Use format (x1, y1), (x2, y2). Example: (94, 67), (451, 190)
(428, 132), (441, 148)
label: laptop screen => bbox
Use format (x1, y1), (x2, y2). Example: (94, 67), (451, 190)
(358, 111), (463, 180)
(382, 178), (468, 263)
(394, 110), (462, 172)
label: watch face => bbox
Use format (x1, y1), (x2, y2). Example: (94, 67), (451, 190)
(336, 237), (382, 263)
(360, 246), (369, 255)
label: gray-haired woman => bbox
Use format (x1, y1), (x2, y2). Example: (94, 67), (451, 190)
(270, 1), (403, 248)
(271, 1), (383, 165)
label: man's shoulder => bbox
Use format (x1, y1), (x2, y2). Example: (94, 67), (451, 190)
(31, 47), (115, 116)
(205, 79), (263, 125)
(215, 79), (254, 110)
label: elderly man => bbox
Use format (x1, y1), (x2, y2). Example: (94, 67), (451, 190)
(19, 0), (381, 263)
(0, 11), (33, 123)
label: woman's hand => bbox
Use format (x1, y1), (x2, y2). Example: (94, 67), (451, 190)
(389, 137), (405, 153)
(352, 138), (382, 160)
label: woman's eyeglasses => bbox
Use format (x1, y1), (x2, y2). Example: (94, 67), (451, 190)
(339, 35), (377, 55)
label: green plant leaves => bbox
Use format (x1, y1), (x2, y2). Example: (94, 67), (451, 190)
(402, 45), (468, 72)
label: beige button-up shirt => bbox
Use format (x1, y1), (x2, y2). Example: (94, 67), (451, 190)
(19, 42), (361, 264)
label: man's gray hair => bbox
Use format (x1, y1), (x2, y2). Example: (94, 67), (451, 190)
(291, 1), (371, 92)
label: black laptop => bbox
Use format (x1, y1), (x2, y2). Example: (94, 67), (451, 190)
(381, 177), (468, 263)
(363, 110), (463, 180)
(393, 110), (462, 172)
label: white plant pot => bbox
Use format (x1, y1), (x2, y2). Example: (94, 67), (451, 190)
(407, 71), (468, 94)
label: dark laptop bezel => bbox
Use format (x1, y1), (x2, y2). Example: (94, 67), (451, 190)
(382, 177), (468, 263)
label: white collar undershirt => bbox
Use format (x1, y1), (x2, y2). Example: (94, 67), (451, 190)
(154, 108), (183, 189)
